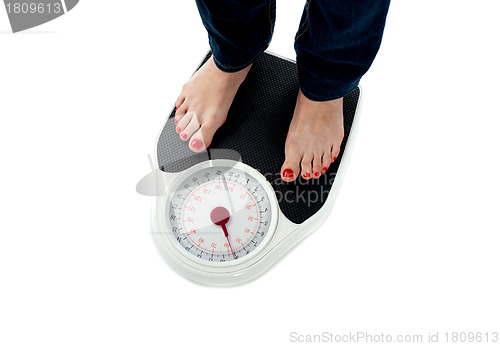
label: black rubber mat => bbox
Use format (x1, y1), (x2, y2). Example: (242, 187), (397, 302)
(157, 52), (359, 224)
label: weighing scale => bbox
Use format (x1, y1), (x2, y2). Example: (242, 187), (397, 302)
(150, 51), (362, 286)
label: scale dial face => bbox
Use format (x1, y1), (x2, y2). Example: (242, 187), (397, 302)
(165, 161), (277, 265)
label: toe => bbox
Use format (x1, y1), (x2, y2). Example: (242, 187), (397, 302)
(330, 145), (338, 163)
(175, 103), (189, 124)
(331, 144), (340, 163)
(281, 163), (299, 182)
(180, 113), (201, 141)
(331, 130), (344, 162)
(188, 122), (217, 152)
(300, 155), (314, 180)
(175, 93), (185, 110)
(321, 152), (332, 173)
(281, 136), (303, 182)
(281, 154), (301, 183)
(176, 111), (193, 134)
(312, 155), (323, 179)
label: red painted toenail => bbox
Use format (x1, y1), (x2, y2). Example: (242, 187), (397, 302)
(303, 173), (311, 178)
(180, 133), (187, 140)
(175, 107), (178, 111)
(333, 156), (337, 162)
(283, 169), (294, 178)
(322, 167), (327, 173)
(314, 172), (320, 178)
(176, 127), (182, 133)
(174, 119), (178, 125)
(191, 139), (203, 150)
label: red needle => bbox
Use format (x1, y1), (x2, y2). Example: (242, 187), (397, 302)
(210, 206), (236, 260)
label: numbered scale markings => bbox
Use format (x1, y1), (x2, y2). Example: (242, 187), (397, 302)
(166, 163), (276, 264)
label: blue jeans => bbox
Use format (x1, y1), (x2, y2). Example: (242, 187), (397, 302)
(195, 0), (390, 101)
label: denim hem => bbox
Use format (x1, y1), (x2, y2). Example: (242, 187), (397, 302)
(299, 82), (359, 102)
(210, 43), (270, 73)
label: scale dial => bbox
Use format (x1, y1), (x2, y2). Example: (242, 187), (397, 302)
(165, 161), (277, 265)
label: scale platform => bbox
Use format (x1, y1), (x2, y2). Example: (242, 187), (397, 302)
(150, 51), (362, 286)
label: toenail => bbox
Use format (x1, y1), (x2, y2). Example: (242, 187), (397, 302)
(314, 172), (320, 178)
(322, 167), (327, 173)
(176, 126), (181, 133)
(283, 169), (294, 178)
(333, 156), (337, 162)
(174, 119), (178, 125)
(180, 133), (187, 140)
(303, 173), (311, 178)
(191, 139), (203, 150)
(175, 107), (178, 111)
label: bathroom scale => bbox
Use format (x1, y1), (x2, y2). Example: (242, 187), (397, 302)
(149, 51), (362, 286)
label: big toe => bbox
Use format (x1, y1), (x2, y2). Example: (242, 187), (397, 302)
(281, 152), (301, 182)
(188, 124), (217, 153)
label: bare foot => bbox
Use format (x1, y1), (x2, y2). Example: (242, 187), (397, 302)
(174, 56), (251, 152)
(281, 89), (344, 182)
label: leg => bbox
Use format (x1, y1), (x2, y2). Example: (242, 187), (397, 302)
(196, 0), (276, 72)
(295, 0), (391, 101)
(281, 0), (390, 181)
(175, 0), (276, 152)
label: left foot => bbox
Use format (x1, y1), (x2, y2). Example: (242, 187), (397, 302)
(281, 89), (344, 182)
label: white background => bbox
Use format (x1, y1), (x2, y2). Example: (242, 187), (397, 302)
(1, 1), (499, 345)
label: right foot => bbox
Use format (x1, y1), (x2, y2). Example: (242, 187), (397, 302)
(174, 56), (251, 152)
